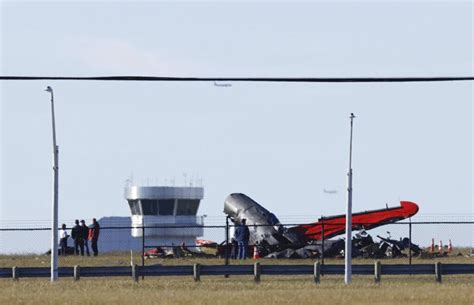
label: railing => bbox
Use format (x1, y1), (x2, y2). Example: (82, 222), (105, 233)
(1, 263), (473, 283)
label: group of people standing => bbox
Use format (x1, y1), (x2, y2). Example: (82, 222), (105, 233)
(231, 218), (250, 260)
(59, 218), (100, 256)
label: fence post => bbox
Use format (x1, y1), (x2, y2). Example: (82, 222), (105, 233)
(141, 225), (145, 280)
(254, 262), (261, 282)
(132, 264), (139, 283)
(225, 216), (229, 278)
(12, 266), (18, 281)
(193, 263), (201, 281)
(374, 261), (381, 283)
(435, 262), (442, 283)
(321, 219), (325, 266)
(313, 262), (321, 284)
(74, 265), (80, 281)
(408, 218), (412, 265)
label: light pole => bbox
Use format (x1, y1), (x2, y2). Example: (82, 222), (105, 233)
(345, 113), (355, 285)
(45, 86), (59, 282)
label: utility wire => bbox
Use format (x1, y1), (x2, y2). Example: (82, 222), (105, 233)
(1, 75), (474, 82)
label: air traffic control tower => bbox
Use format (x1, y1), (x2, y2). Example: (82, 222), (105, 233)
(124, 185), (205, 247)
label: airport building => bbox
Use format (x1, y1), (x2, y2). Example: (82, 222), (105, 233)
(97, 185), (205, 252)
(125, 185), (205, 246)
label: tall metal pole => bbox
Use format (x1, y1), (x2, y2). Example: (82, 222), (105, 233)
(345, 113), (355, 284)
(45, 86), (59, 282)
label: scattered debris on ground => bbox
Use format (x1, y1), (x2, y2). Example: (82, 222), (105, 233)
(143, 232), (440, 259)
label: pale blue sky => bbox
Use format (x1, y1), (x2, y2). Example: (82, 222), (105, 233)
(0, 1), (472, 249)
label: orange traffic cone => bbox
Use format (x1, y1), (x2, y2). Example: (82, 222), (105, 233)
(430, 238), (435, 253)
(438, 240), (443, 253)
(448, 239), (453, 253)
(253, 245), (260, 260)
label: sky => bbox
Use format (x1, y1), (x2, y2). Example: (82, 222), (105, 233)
(0, 1), (473, 251)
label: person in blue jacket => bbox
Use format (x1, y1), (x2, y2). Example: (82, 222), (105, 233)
(234, 218), (250, 259)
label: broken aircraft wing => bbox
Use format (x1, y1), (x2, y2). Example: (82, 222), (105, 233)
(287, 201), (419, 241)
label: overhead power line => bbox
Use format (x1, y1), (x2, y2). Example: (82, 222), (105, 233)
(1, 75), (474, 82)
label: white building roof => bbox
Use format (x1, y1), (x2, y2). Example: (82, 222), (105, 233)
(124, 186), (204, 200)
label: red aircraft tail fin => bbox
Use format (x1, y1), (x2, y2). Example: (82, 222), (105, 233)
(288, 201), (419, 241)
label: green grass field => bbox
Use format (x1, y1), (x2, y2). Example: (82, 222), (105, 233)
(1, 253), (473, 305)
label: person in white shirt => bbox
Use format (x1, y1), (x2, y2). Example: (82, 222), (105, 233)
(59, 223), (69, 256)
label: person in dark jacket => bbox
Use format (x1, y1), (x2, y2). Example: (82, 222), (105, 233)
(229, 218), (238, 259)
(80, 220), (90, 256)
(231, 237), (238, 260)
(234, 219), (250, 259)
(71, 219), (84, 256)
(89, 218), (100, 256)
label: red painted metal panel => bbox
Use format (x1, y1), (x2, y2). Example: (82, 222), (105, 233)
(289, 201), (419, 240)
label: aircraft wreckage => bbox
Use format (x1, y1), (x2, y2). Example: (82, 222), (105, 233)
(223, 193), (419, 258)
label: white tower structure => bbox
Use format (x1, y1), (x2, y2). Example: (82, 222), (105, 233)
(124, 185), (205, 247)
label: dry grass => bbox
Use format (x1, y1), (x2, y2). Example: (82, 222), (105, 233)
(0, 249), (472, 268)
(0, 275), (473, 305)
(0, 252), (473, 305)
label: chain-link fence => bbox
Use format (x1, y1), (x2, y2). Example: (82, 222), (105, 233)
(0, 220), (472, 267)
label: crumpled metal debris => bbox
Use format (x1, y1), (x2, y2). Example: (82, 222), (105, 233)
(261, 232), (424, 259)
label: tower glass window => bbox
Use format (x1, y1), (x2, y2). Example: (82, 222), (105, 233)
(176, 199), (200, 215)
(128, 200), (141, 215)
(141, 200), (159, 215)
(158, 199), (175, 215)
